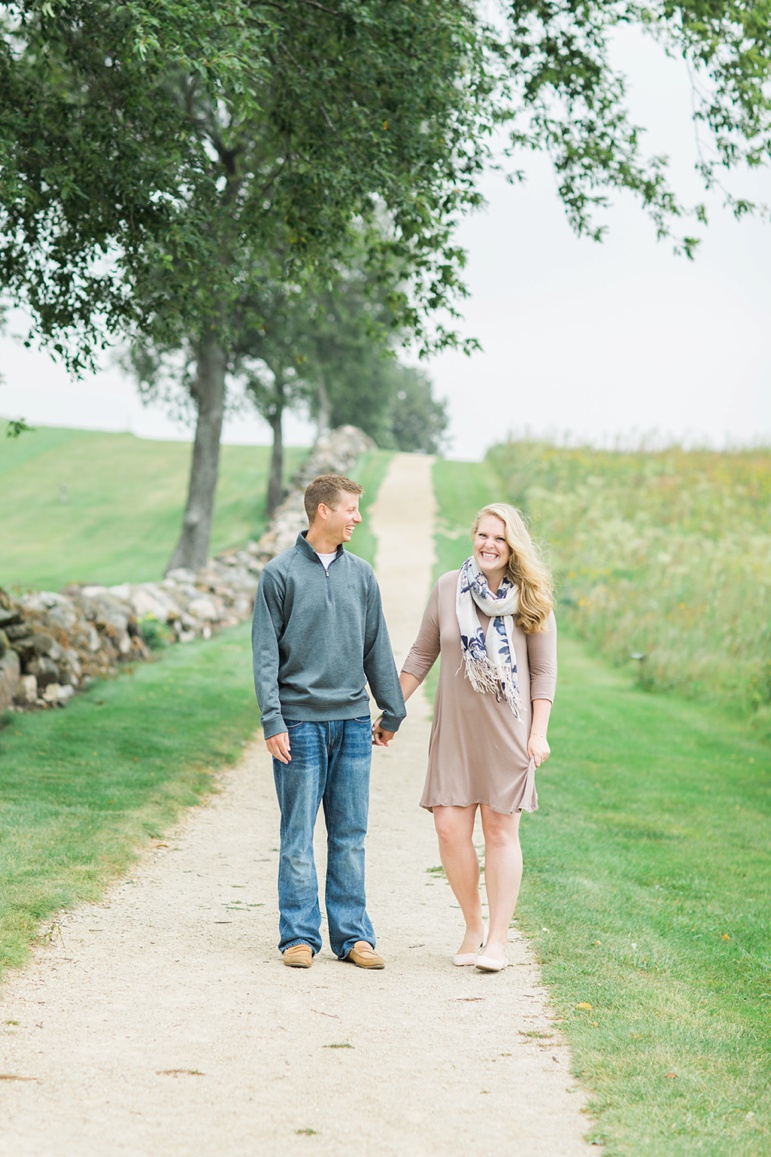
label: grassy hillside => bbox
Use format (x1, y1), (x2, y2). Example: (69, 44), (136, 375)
(430, 456), (771, 1156)
(0, 421), (307, 590)
(486, 441), (771, 732)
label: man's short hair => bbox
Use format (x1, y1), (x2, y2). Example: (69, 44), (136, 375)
(304, 474), (363, 523)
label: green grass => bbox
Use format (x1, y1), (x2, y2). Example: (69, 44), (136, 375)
(0, 421), (307, 589)
(519, 637), (770, 1155)
(486, 440), (771, 733)
(431, 457), (771, 1156)
(345, 448), (396, 567)
(0, 621), (257, 979)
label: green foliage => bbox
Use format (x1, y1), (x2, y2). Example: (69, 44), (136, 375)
(499, 1), (771, 245)
(4, 418), (33, 439)
(0, 620), (258, 979)
(138, 614), (174, 651)
(430, 456), (771, 1155)
(383, 366), (449, 456)
(1, 0), (492, 365)
(487, 440), (771, 728)
(4, 2), (771, 367)
(0, 422), (307, 589)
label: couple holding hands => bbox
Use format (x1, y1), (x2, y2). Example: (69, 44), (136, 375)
(252, 473), (556, 974)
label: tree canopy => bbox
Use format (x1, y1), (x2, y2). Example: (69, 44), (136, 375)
(2, 1), (771, 567)
(3, 2), (771, 366)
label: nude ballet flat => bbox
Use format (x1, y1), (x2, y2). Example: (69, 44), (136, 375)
(474, 951), (509, 973)
(453, 925), (487, 967)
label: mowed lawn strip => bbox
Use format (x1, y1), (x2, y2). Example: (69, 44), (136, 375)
(0, 621), (257, 981)
(431, 457), (771, 1157)
(1, 422), (307, 589)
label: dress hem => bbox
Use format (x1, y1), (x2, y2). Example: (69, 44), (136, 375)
(419, 798), (538, 816)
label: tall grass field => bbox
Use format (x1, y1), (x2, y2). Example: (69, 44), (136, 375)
(0, 421), (307, 589)
(487, 441), (771, 734)
(431, 455), (770, 1157)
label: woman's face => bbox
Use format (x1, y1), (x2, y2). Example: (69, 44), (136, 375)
(473, 514), (512, 585)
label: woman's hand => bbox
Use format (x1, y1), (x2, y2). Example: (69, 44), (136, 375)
(528, 732), (550, 768)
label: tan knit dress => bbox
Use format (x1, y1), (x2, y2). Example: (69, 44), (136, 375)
(402, 570), (557, 814)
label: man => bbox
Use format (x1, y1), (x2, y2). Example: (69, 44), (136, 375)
(252, 473), (405, 969)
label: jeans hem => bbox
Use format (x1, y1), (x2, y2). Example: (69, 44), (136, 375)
(280, 938), (319, 955)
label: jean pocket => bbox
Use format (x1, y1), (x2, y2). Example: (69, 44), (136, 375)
(285, 720), (307, 730)
(352, 715), (372, 725)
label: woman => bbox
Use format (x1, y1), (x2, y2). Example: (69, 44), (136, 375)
(392, 503), (556, 972)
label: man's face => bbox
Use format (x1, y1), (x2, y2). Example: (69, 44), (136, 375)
(323, 491), (362, 543)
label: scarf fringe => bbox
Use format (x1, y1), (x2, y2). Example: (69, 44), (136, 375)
(462, 647), (524, 718)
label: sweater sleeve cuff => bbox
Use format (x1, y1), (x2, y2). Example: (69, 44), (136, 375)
(379, 713), (403, 734)
(262, 717), (287, 740)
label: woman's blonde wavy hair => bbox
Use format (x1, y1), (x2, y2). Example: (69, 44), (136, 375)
(471, 503), (554, 633)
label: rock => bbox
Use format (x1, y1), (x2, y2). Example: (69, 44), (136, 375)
(15, 674), (38, 705)
(5, 622), (33, 641)
(187, 595), (222, 623)
(129, 587), (170, 624)
(11, 638), (37, 660)
(19, 590), (72, 613)
(43, 601), (80, 634)
(29, 632), (57, 657)
(26, 656), (61, 689)
(166, 567), (197, 584)
(79, 585), (110, 599)
(43, 682), (66, 704)
(0, 649), (21, 713)
(0, 628), (8, 658)
(0, 607), (22, 629)
(58, 649), (82, 686)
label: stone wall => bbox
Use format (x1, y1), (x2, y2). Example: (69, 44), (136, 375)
(0, 426), (373, 715)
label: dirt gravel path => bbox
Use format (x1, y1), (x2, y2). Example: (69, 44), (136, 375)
(0, 454), (591, 1156)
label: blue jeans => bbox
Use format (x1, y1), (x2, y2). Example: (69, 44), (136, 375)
(272, 718), (375, 959)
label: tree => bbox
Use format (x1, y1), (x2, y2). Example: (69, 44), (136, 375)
(383, 366), (449, 456)
(75, 1), (492, 571)
(3, 2), (771, 565)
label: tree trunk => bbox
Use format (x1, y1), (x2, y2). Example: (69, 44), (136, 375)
(266, 386), (285, 518)
(315, 371), (331, 436)
(165, 335), (227, 575)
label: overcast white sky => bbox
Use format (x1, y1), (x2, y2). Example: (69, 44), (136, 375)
(1, 26), (769, 460)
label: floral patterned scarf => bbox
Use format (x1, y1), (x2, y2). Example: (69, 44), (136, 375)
(456, 556), (523, 719)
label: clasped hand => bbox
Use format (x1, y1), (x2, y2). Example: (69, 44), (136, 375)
(371, 715), (395, 747)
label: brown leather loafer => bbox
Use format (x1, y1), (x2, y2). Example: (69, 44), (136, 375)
(283, 944), (313, 968)
(343, 941), (385, 969)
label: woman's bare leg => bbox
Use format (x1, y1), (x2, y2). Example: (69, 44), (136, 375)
(479, 805), (523, 962)
(432, 804), (485, 955)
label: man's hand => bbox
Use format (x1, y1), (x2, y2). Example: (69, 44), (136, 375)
(266, 731), (292, 764)
(372, 716), (396, 747)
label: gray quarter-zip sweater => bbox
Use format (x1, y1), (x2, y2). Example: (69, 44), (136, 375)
(251, 531), (406, 739)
